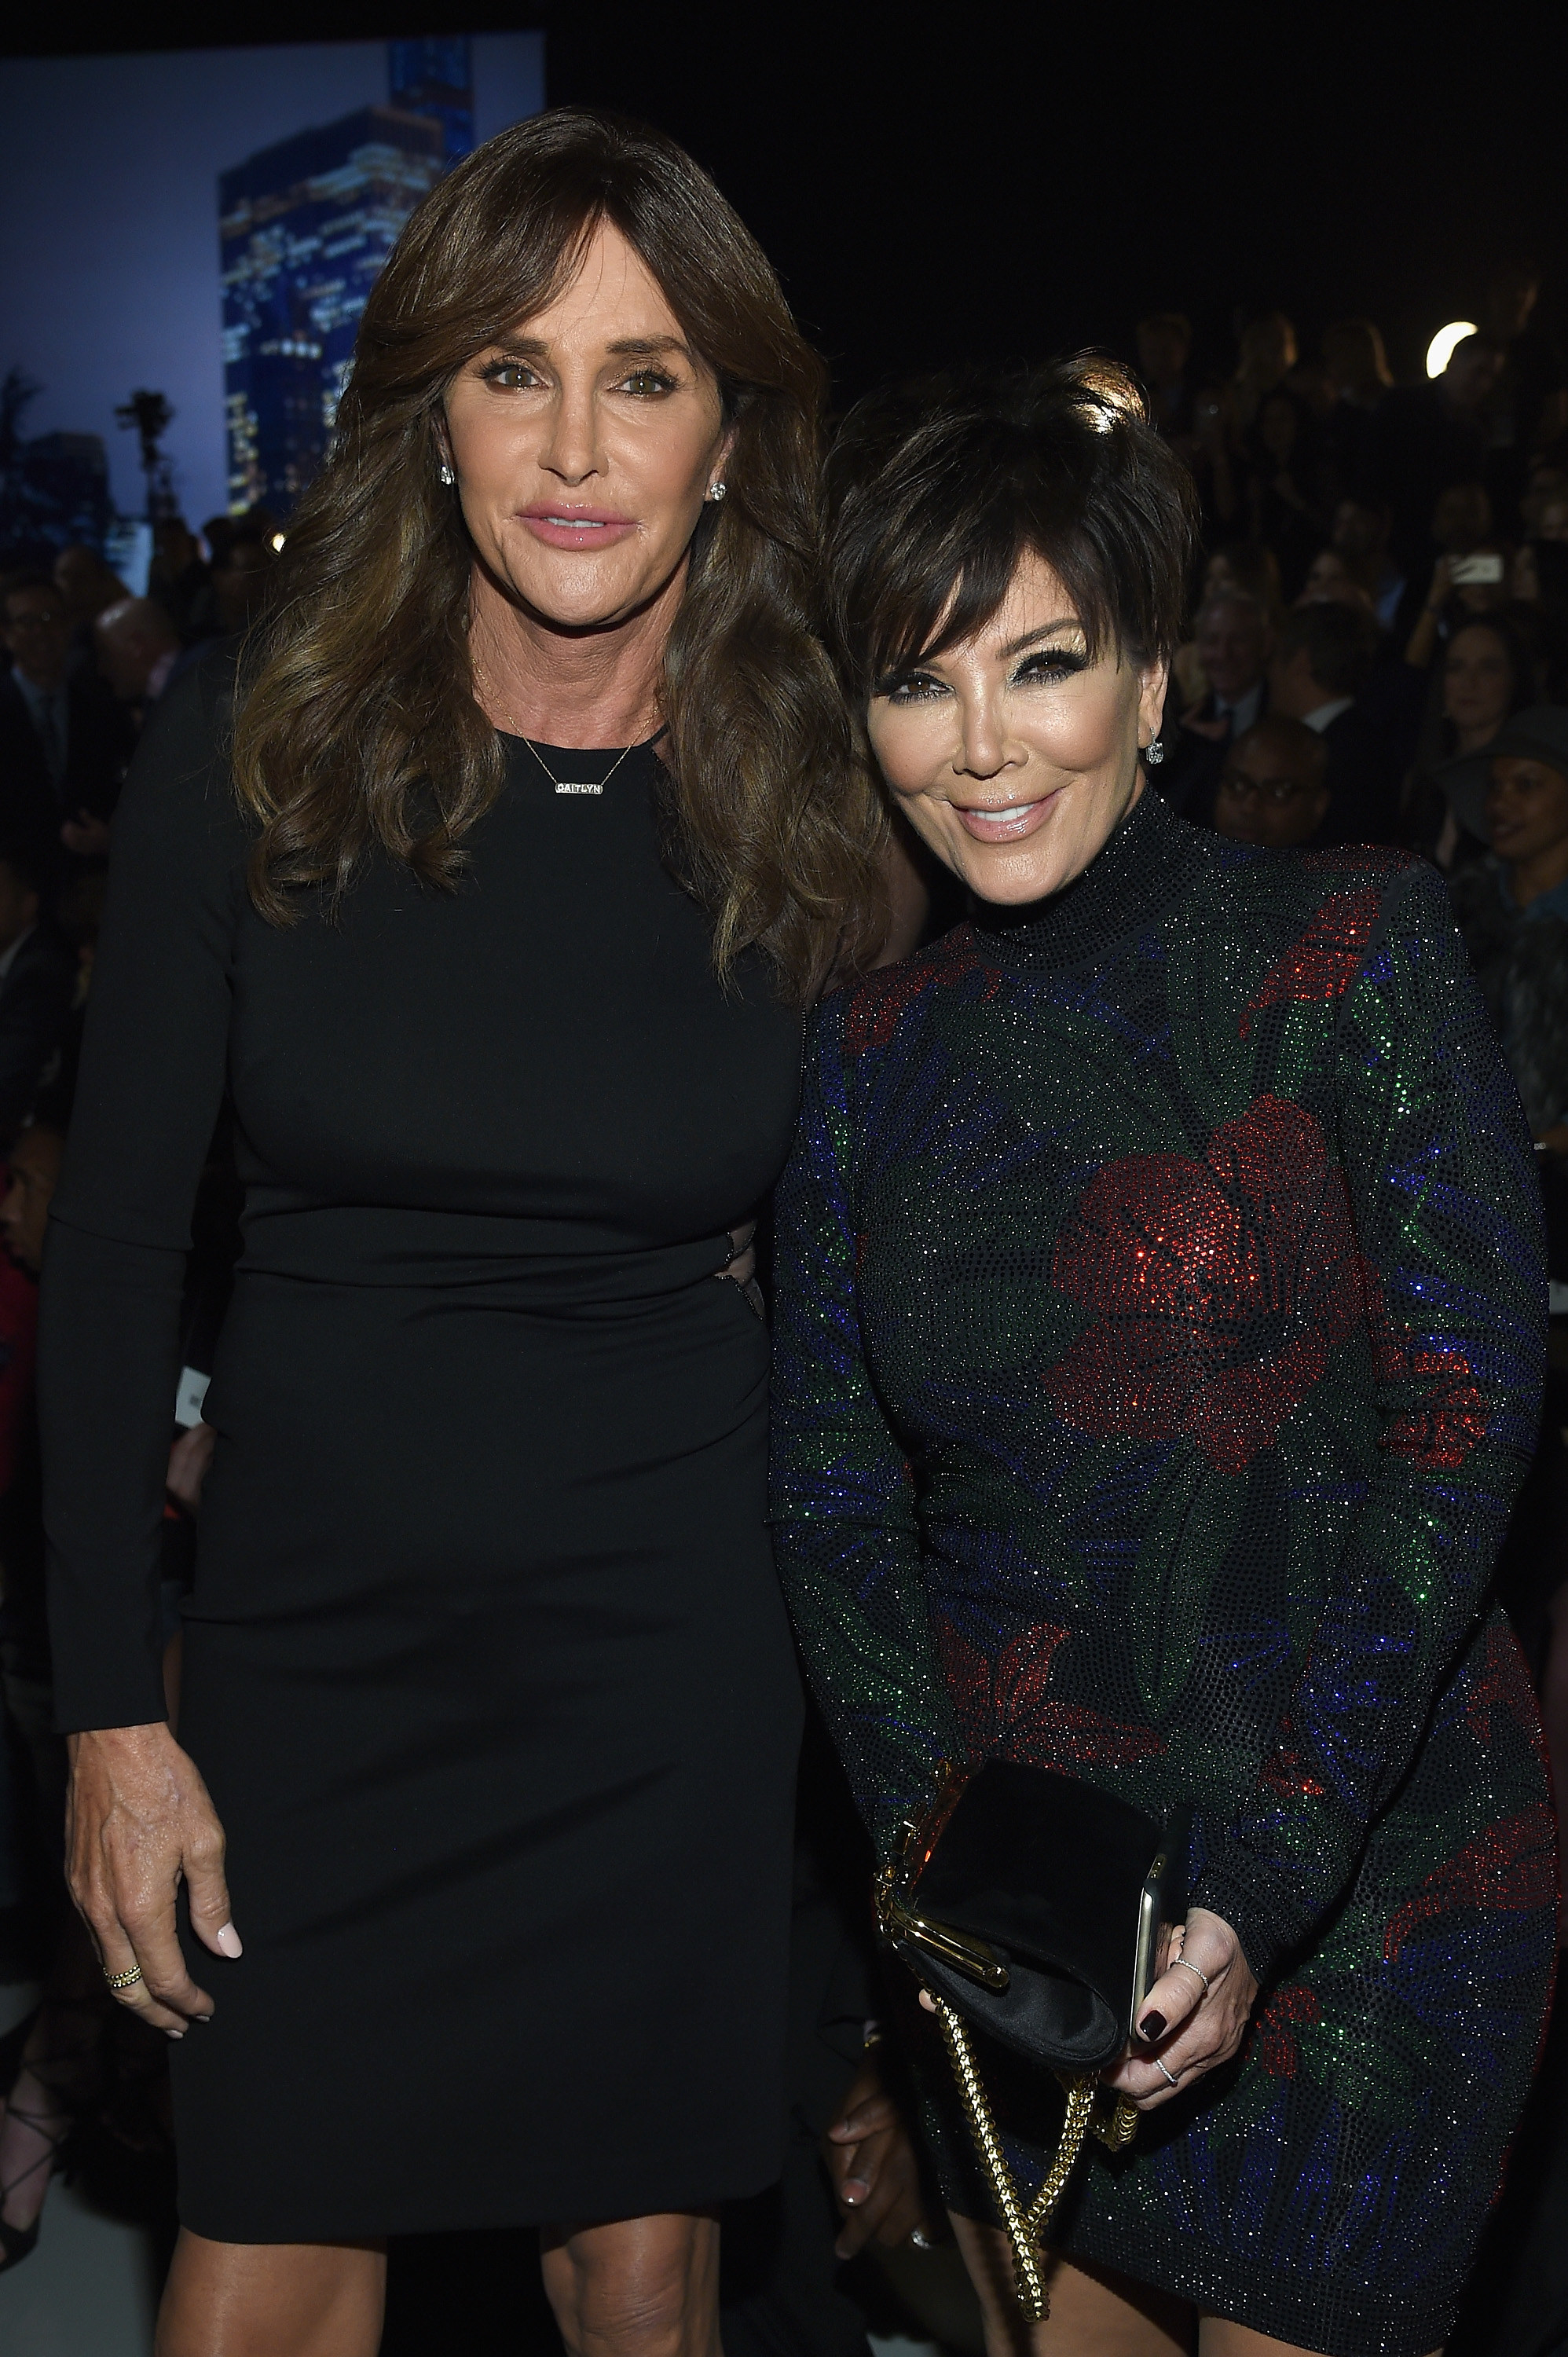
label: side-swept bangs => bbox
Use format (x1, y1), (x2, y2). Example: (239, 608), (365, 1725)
(822, 361), (1198, 702)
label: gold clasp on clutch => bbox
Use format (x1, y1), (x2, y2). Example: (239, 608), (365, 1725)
(874, 1823), (1010, 1992)
(888, 1901), (1010, 1991)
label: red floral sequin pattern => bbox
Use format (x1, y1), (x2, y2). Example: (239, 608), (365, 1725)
(1239, 889), (1386, 1039)
(844, 929), (996, 1056)
(1372, 1325), (1489, 1469)
(1382, 1803), (1557, 1961)
(1253, 1984), (1321, 2079)
(936, 1618), (1165, 1769)
(1045, 1097), (1372, 1472)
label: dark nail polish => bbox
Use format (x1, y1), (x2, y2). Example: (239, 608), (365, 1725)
(1138, 2011), (1167, 2042)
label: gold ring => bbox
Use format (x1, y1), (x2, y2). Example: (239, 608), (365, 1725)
(104, 1964), (144, 1992)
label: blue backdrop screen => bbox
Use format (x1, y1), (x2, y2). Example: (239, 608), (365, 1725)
(0, 33), (545, 550)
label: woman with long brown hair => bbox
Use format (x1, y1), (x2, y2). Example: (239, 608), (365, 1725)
(39, 110), (883, 2355)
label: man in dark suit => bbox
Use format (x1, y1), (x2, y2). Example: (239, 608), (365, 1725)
(1267, 602), (1398, 845)
(1157, 588), (1274, 825)
(0, 837), (75, 1142)
(0, 575), (135, 874)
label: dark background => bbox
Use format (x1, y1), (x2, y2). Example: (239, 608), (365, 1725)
(7, 2), (1567, 396)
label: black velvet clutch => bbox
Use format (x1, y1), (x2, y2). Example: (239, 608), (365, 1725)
(876, 1759), (1189, 2319)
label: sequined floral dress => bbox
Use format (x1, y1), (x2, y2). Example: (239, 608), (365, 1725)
(769, 790), (1555, 2357)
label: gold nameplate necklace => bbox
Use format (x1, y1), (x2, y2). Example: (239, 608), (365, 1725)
(522, 739), (636, 797)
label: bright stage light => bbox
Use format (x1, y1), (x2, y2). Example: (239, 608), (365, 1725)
(1426, 321), (1478, 379)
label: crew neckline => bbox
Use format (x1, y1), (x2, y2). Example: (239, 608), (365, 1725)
(497, 733), (664, 757)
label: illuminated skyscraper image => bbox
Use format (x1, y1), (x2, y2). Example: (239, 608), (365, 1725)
(220, 40), (473, 514)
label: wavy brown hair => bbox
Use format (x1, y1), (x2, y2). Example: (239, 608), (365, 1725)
(232, 107), (885, 995)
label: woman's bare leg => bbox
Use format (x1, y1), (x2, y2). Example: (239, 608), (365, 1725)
(540, 2210), (721, 2357)
(154, 2231), (386, 2357)
(949, 2214), (1193, 2357)
(947, 2211), (1445, 2357)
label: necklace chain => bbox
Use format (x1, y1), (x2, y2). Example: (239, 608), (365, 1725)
(520, 737), (636, 797)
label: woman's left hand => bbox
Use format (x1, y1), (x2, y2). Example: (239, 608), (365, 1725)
(1101, 1907), (1258, 2112)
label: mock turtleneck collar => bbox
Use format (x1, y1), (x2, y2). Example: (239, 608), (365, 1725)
(971, 786), (1212, 969)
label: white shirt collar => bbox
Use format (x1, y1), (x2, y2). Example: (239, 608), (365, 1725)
(1302, 698), (1354, 734)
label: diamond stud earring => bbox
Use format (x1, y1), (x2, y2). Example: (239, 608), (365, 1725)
(438, 460), (456, 487)
(706, 481), (727, 502)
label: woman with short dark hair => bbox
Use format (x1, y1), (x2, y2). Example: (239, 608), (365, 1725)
(42, 108), (883, 2355)
(770, 360), (1553, 2355)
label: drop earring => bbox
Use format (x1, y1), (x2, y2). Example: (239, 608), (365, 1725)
(438, 460), (456, 487)
(1144, 736), (1164, 766)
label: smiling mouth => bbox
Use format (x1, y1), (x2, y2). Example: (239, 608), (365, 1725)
(955, 793), (1059, 841)
(518, 507), (637, 544)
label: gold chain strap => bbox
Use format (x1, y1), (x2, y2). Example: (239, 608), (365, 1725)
(1091, 2089), (1140, 2152)
(933, 1996), (1099, 2322)
(887, 1781), (1141, 2324)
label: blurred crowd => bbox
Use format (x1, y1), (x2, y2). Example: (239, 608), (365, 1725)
(1, 267), (1567, 2344)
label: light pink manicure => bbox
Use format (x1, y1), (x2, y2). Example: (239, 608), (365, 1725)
(215, 1924), (244, 1958)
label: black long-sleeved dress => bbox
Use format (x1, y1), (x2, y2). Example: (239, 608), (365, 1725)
(39, 664), (804, 2241)
(770, 791), (1554, 2357)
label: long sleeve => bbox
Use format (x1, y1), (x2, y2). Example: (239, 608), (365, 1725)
(41, 660), (246, 1731)
(1189, 861), (1547, 1980)
(768, 1000), (962, 1857)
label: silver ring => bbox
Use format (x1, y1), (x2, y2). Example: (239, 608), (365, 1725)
(1155, 2057), (1180, 2089)
(1173, 1956), (1211, 1996)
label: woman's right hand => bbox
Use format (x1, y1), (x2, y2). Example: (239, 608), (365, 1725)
(65, 1722), (240, 2036)
(1101, 1907), (1257, 2112)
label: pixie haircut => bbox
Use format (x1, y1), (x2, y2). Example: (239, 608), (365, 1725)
(822, 359), (1198, 704)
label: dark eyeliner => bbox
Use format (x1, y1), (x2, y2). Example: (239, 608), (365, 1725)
(875, 667), (943, 701)
(1012, 644), (1087, 683)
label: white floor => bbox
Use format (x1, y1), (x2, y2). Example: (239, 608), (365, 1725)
(0, 1979), (159, 2356)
